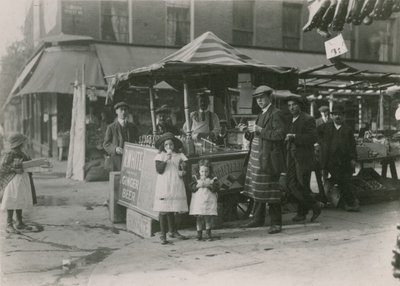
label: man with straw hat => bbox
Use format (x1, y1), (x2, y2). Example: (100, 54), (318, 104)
(241, 85), (286, 234)
(103, 102), (139, 171)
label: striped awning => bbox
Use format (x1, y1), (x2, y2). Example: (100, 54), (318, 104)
(120, 31), (293, 80)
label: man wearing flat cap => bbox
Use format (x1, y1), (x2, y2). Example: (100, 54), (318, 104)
(242, 85), (286, 234)
(183, 93), (220, 141)
(148, 105), (180, 135)
(319, 105), (359, 212)
(103, 102), (139, 171)
(316, 105), (331, 127)
(285, 96), (323, 223)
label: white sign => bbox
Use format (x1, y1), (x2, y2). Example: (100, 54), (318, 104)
(324, 34), (348, 59)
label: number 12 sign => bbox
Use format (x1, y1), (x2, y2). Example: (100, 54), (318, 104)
(324, 34), (348, 59)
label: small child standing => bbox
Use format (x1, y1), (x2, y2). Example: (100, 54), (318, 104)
(190, 160), (219, 241)
(153, 132), (189, 245)
(0, 133), (35, 233)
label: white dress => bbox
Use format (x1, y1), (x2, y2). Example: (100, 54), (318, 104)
(1, 173), (33, 210)
(189, 177), (218, 216)
(153, 152), (188, 212)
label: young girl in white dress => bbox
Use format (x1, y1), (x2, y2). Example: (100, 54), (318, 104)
(0, 134), (35, 233)
(190, 159), (219, 241)
(153, 132), (188, 245)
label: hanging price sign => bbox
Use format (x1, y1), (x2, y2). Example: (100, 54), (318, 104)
(324, 34), (348, 59)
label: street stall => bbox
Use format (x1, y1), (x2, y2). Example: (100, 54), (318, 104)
(107, 31), (298, 237)
(298, 62), (400, 205)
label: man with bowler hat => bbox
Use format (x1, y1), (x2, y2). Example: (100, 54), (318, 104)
(285, 95), (323, 222)
(242, 85), (286, 234)
(148, 105), (180, 135)
(103, 102), (139, 171)
(319, 105), (359, 211)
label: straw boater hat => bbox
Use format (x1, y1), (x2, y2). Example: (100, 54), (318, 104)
(154, 132), (183, 150)
(252, 85), (273, 97)
(155, 105), (171, 114)
(318, 105), (329, 112)
(8, 133), (27, 149)
(114, 101), (129, 110)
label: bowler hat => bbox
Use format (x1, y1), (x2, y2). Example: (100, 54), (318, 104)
(8, 133), (27, 149)
(154, 132), (183, 150)
(252, 85), (273, 97)
(331, 105), (345, 114)
(155, 104), (171, 114)
(114, 101), (129, 110)
(318, 105), (329, 112)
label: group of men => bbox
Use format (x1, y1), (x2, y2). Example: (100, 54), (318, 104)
(242, 85), (359, 234)
(102, 85), (360, 235)
(102, 93), (222, 172)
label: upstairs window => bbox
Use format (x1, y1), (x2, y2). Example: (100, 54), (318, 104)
(166, 1), (190, 46)
(101, 1), (129, 43)
(282, 2), (301, 50)
(232, 0), (254, 46)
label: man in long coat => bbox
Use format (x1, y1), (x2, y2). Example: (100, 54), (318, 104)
(285, 96), (322, 222)
(319, 105), (359, 211)
(103, 102), (139, 171)
(242, 85), (286, 234)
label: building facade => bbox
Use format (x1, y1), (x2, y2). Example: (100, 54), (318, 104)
(26, 0), (400, 63)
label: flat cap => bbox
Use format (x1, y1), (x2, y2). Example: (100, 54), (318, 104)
(114, 101), (129, 110)
(318, 105), (329, 112)
(252, 85), (273, 97)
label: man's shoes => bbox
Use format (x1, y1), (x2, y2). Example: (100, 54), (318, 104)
(310, 202), (323, 222)
(160, 234), (169, 245)
(268, 225), (282, 234)
(15, 223), (32, 231)
(241, 220), (264, 228)
(168, 231), (188, 240)
(345, 203), (360, 212)
(292, 215), (306, 222)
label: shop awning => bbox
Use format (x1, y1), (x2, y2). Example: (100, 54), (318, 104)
(17, 46), (105, 96)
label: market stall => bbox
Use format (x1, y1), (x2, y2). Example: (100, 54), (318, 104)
(298, 61), (400, 204)
(108, 31), (298, 236)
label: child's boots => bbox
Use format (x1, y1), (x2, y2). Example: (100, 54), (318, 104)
(15, 210), (32, 230)
(206, 229), (213, 241)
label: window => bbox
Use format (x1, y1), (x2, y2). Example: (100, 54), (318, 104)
(166, 2), (190, 46)
(282, 2), (301, 50)
(232, 1), (254, 46)
(101, 1), (129, 43)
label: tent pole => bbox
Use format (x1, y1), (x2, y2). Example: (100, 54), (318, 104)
(149, 86), (157, 135)
(184, 81), (191, 136)
(379, 89), (384, 130)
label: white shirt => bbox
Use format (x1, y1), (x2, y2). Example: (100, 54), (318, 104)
(262, 103), (272, 114)
(334, 122), (342, 130)
(118, 118), (127, 127)
(396, 106), (400, 121)
(292, 115), (300, 123)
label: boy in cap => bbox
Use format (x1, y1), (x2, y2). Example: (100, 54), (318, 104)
(103, 102), (139, 171)
(285, 96), (323, 222)
(241, 85), (286, 234)
(316, 105), (330, 127)
(319, 105), (359, 211)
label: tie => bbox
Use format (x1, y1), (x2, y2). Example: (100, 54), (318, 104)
(201, 111), (206, 121)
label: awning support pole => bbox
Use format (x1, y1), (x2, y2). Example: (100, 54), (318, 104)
(357, 95), (362, 131)
(149, 86), (157, 135)
(184, 81), (191, 137)
(379, 90), (384, 130)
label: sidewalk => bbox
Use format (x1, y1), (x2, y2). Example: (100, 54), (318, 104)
(1, 159), (400, 286)
(87, 200), (400, 286)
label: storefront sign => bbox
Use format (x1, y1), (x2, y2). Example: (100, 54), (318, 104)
(118, 143), (159, 220)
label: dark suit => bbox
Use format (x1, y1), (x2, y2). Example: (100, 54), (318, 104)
(286, 112), (318, 216)
(103, 120), (139, 171)
(319, 121), (357, 206)
(243, 105), (286, 227)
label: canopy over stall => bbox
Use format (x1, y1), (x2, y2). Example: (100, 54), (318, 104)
(108, 31), (298, 135)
